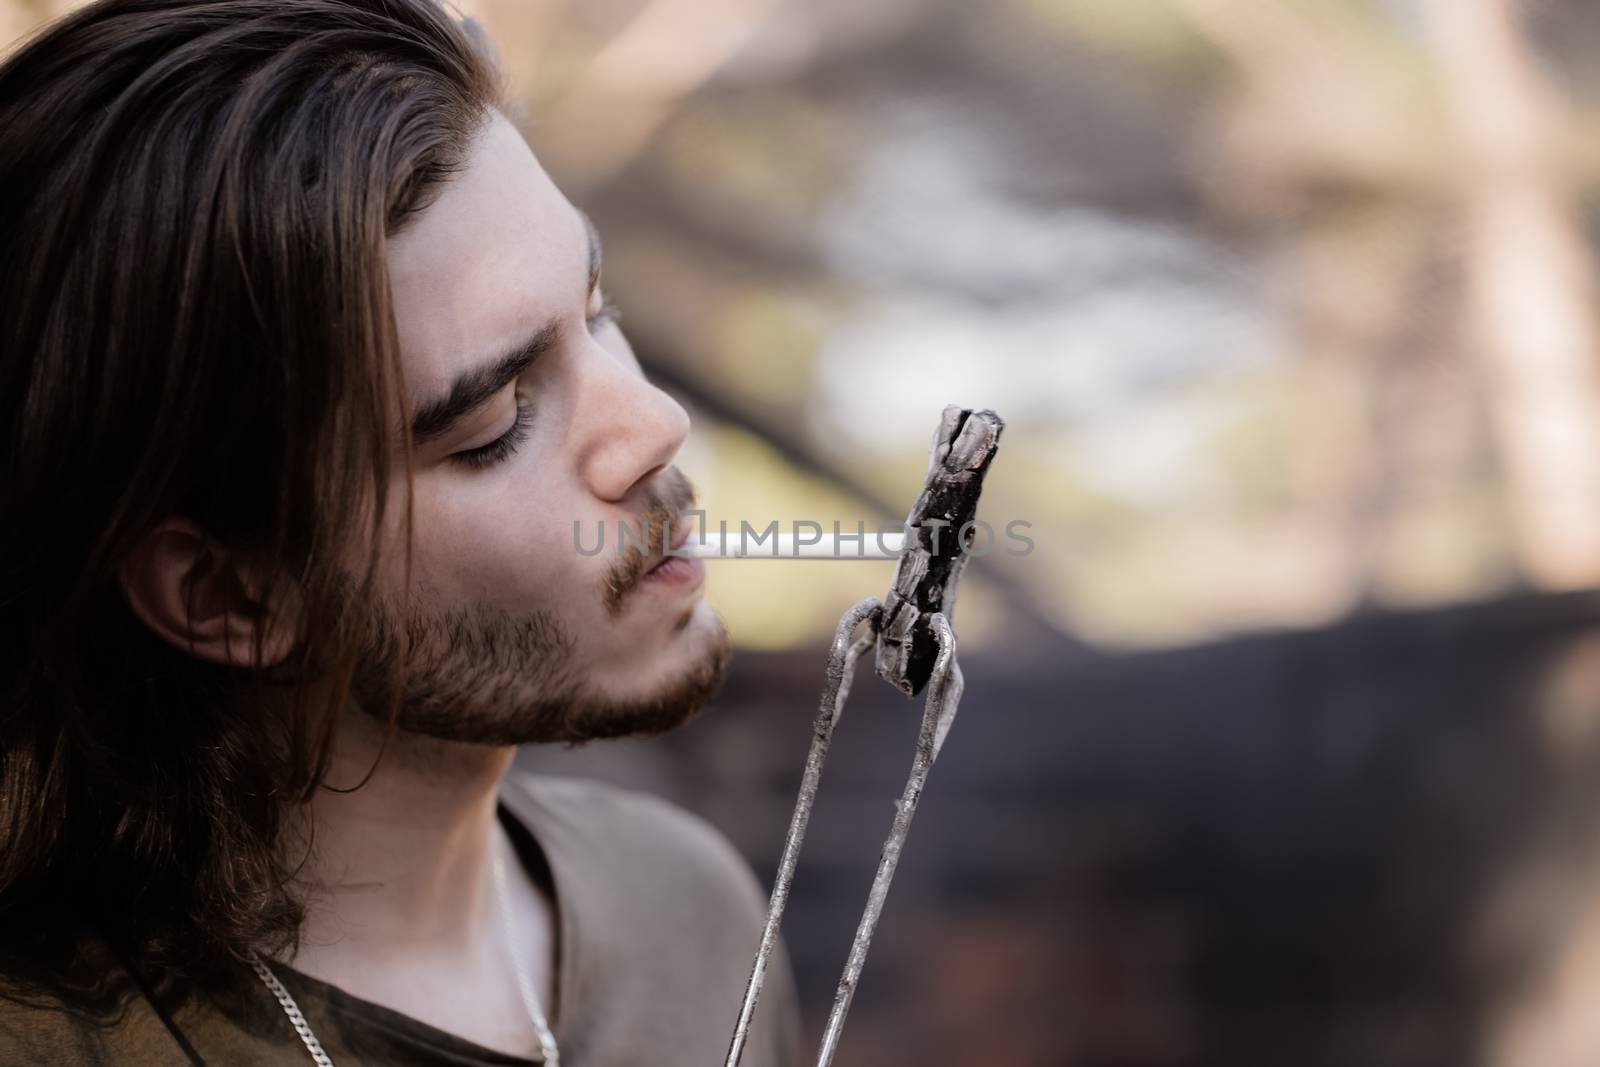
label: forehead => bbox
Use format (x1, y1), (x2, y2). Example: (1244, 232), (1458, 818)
(385, 112), (586, 395)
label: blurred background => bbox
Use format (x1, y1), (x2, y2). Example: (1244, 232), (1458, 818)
(14, 0), (1600, 1063)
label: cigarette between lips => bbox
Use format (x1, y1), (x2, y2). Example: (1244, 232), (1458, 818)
(680, 532), (907, 560)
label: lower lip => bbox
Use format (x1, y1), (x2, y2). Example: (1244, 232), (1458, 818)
(642, 554), (705, 591)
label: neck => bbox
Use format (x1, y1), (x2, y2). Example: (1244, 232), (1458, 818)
(287, 709), (513, 964)
(266, 704), (560, 1059)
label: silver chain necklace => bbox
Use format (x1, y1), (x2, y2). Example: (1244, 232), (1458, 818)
(247, 828), (560, 1065)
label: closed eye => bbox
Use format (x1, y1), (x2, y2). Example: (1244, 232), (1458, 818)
(450, 300), (618, 471)
(449, 396), (533, 471)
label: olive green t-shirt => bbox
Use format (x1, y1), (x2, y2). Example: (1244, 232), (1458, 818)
(0, 771), (805, 1066)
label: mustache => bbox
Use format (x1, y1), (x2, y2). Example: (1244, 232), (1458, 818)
(600, 467), (697, 618)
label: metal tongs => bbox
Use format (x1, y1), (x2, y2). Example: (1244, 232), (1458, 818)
(724, 406), (1005, 1067)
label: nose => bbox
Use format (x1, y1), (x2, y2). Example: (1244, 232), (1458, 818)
(573, 341), (691, 503)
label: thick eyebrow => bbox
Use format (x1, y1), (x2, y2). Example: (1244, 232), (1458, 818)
(410, 319), (560, 447)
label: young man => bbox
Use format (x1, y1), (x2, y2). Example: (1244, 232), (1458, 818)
(0, 0), (803, 1063)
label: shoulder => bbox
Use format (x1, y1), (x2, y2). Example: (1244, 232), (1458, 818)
(502, 770), (768, 918)
(0, 930), (172, 1066)
(502, 771), (806, 1066)
(0, 982), (88, 1065)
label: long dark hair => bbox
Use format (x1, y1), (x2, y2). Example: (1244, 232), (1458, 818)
(0, 0), (502, 986)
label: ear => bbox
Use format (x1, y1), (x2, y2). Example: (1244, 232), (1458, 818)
(117, 516), (297, 669)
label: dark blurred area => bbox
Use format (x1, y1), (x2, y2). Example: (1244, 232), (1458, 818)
(16, 0), (1600, 1062)
(526, 590), (1600, 1066)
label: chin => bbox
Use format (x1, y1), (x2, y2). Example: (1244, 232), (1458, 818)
(556, 610), (733, 743)
(594, 604), (731, 709)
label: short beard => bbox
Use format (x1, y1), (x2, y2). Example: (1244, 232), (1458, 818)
(340, 468), (724, 745)
(347, 592), (731, 747)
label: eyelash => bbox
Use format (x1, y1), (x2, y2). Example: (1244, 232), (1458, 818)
(451, 396), (532, 471)
(448, 301), (622, 471)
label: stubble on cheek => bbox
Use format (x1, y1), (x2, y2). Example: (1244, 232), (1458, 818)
(349, 590), (582, 731)
(344, 584), (734, 746)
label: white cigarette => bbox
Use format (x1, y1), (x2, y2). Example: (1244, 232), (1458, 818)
(681, 532), (907, 560)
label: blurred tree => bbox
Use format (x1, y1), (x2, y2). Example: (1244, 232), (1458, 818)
(1425, 0), (1600, 591)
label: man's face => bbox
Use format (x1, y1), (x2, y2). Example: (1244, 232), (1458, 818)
(351, 110), (729, 745)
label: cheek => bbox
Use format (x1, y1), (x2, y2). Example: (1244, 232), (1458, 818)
(406, 465), (597, 609)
